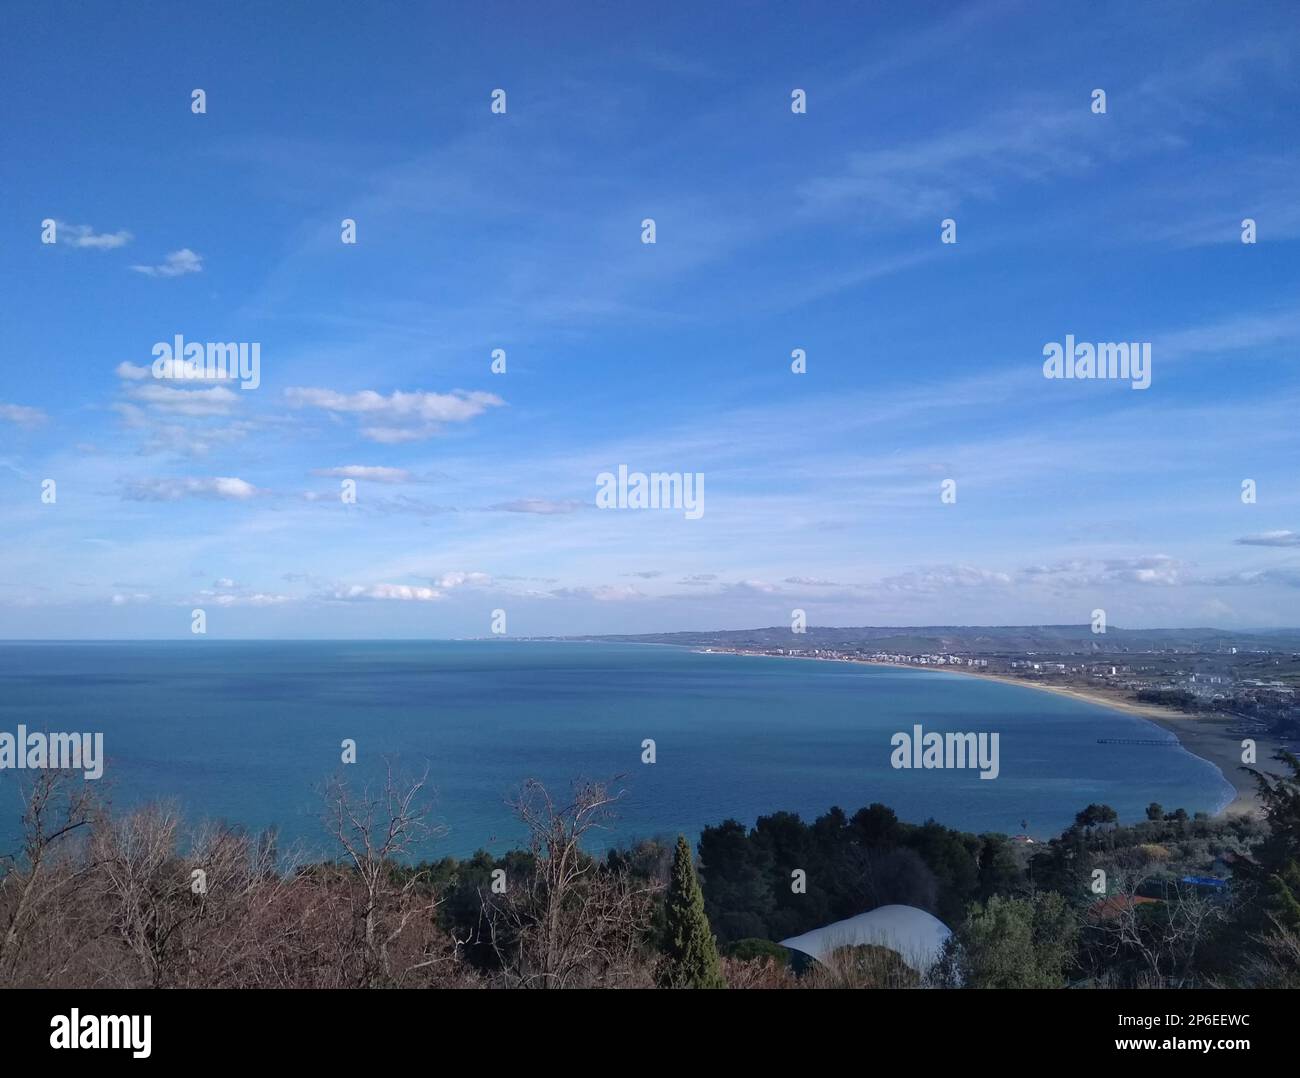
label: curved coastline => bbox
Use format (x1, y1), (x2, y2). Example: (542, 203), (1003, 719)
(699, 649), (1262, 819)
(913, 664), (1261, 818)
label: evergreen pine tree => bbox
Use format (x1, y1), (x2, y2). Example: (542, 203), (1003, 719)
(659, 834), (726, 988)
(1248, 751), (1300, 929)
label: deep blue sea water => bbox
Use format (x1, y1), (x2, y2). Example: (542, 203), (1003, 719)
(0, 641), (1234, 859)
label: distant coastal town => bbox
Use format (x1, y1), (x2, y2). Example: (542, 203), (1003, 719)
(579, 625), (1300, 816)
(705, 643), (1297, 744)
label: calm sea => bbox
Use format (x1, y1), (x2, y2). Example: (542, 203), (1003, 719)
(0, 641), (1234, 858)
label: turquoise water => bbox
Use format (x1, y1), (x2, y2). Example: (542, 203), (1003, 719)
(0, 641), (1233, 858)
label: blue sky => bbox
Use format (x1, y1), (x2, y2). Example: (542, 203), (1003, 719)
(1, 0), (1298, 638)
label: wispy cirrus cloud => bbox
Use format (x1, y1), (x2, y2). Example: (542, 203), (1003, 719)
(1009, 556), (1188, 589)
(879, 566), (1015, 594)
(196, 579), (291, 607)
(490, 498), (583, 515)
(678, 573), (718, 586)
(1209, 565), (1300, 588)
(550, 584), (645, 602)
(1154, 309), (1300, 364)
(883, 556), (1197, 595)
(799, 101), (1102, 224)
(1235, 530), (1300, 548)
(112, 404), (256, 457)
(301, 490), (454, 517)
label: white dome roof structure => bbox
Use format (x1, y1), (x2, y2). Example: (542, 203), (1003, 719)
(779, 904), (952, 973)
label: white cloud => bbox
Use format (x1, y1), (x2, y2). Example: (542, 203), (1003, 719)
(286, 386), (503, 442)
(880, 566), (1015, 593)
(1236, 530), (1300, 548)
(111, 404), (254, 457)
(1015, 556), (1188, 588)
(726, 579), (780, 594)
(1209, 566), (1300, 588)
(1100, 555), (1185, 586)
(58, 222), (132, 249)
(490, 498), (582, 515)
(122, 476), (261, 501)
(116, 360), (233, 384)
(325, 583), (443, 602)
(359, 426), (430, 444)
(131, 248), (203, 277)
(0, 403), (46, 426)
(312, 465), (412, 483)
(199, 590), (291, 607)
(123, 383), (239, 416)
(550, 584), (645, 601)
(286, 387), (502, 421)
(434, 571), (493, 588)
(679, 573), (718, 585)
(110, 359), (256, 459)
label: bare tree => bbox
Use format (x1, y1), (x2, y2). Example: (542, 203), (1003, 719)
(1088, 871), (1228, 987)
(90, 802), (193, 986)
(0, 770), (98, 982)
(169, 823), (298, 987)
(1228, 918), (1300, 988)
(720, 953), (800, 989)
(806, 942), (923, 989)
(323, 760), (448, 987)
(485, 778), (659, 988)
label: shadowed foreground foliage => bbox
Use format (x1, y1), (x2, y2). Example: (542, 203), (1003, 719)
(2, 754), (1297, 989)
